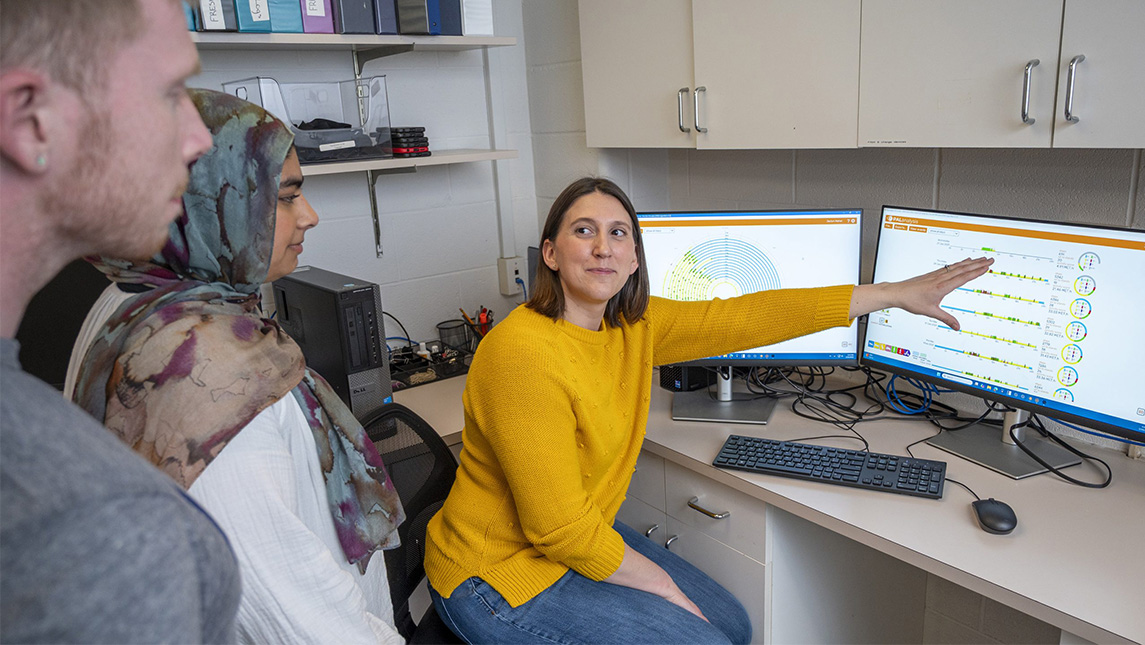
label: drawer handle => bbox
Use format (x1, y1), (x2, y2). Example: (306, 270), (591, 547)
(664, 535), (679, 550)
(688, 496), (730, 520)
(1021, 59), (1039, 125)
(645, 524), (660, 539)
(677, 88), (691, 133)
(1065, 54), (1085, 123)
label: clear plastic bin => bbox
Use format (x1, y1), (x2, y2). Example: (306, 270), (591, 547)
(222, 75), (392, 164)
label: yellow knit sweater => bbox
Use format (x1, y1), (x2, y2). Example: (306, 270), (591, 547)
(423, 285), (855, 607)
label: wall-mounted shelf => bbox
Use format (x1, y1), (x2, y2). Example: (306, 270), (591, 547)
(302, 148), (517, 177)
(191, 32), (515, 60)
(193, 33), (518, 257)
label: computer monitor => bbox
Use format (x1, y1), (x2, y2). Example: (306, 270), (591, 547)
(638, 208), (862, 424)
(864, 206), (1145, 478)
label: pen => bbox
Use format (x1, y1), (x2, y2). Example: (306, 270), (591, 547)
(460, 308), (483, 337)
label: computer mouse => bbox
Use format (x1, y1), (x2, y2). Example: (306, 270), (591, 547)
(972, 498), (1017, 535)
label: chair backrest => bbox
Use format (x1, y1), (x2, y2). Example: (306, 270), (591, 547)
(362, 402), (458, 641)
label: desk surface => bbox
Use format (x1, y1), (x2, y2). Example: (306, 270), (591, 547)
(394, 374), (1145, 644)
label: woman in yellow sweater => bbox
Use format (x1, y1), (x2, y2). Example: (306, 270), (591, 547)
(424, 177), (992, 644)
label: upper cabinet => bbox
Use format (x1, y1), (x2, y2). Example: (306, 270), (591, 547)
(1051, 0), (1145, 148)
(858, 0), (1145, 148)
(579, 0), (861, 149)
(581, 0), (1144, 149)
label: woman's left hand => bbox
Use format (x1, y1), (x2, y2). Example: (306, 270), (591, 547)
(850, 256), (994, 331)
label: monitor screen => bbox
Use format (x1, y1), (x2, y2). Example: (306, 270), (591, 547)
(864, 206), (1145, 444)
(637, 209), (862, 366)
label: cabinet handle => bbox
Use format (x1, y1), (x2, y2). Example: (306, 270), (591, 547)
(687, 496), (730, 520)
(644, 524), (660, 539)
(664, 535), (679, 550)
(1021, 59), (1039, 125)
(677, 88), (691, 133)
(693, 86), (708, 133)
(1065, 54), (1085, 123)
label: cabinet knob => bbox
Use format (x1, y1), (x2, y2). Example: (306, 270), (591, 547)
(1021, 59), (1039, 125)
(664, 534), (679, 550)
(688, 496), (731, 520)
(678, 88), (692, 133)
(1065, 55), (1085, 124)
(645, 524), (661, 539)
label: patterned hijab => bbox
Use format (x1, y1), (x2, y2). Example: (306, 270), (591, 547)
(72, 88), (403, 568)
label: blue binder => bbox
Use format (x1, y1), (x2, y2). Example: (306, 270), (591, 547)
(373, 0), (398, 34)
(235, 0), (272, 32)
(396, 0), (441, 35)
(269, 0), (304, 32)
(439, 0), (461, 35)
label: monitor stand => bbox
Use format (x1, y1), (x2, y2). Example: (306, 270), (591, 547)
(927, 409), (1081, 479)
(671, 366), (778, 425)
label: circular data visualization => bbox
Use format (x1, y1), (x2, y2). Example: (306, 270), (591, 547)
(1065, 321), (1087, 342)
(661, 237), (780, 301)
(1078, 252), (1100, 271)
(1069, 298), (1091, 319)
(1053, 388), (1075, 402)
(1073, 275), (1096, 296)
(1057, 366), (1079, 386)
(1061, 344), (1083, 364)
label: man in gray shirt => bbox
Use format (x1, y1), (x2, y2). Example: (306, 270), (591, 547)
(0, 0), (240, 641)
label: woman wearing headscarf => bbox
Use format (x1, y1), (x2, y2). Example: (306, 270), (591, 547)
(68, 89), (406, 644)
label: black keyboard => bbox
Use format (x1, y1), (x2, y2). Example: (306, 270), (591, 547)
(713, 434), (947, 499)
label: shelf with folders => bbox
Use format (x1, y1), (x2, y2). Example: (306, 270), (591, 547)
(300, 148), (517, 177)
(191, 32), (516, 57)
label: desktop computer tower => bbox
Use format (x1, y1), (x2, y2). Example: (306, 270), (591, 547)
(659, 365), (715, 392)
(272, 266), (392, 421)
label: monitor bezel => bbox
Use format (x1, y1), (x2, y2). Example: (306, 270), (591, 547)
(637, 207), (863, 368)
(862, 205), (1145, 444)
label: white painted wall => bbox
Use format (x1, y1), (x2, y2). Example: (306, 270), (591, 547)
(191, 0), (540, 345)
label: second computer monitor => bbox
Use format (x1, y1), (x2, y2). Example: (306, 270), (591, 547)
(638, 208), (862, 365)
(638, 208), (862, 424)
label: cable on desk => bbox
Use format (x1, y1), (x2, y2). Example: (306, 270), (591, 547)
(1009, 415), (1112, 489)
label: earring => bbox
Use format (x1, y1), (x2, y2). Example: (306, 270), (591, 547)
(35, 155), (47, 168)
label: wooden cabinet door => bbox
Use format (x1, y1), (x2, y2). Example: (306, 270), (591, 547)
(858, 0), (1062, 148)
(1052, 0), (1145, 148)
(692, 0), (860, 149)
(579, 0), (696, 148)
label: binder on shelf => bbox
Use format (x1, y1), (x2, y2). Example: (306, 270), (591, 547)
(300, 0), (335, 33)
(184, 2), (200, 30)
(269, 0), (304, 32)
(439, 0), (462, 35)
(461, 0), (493, 36)
(236, 0), (272, 32)
(396, 0), (441, 35)
(373, 0), (398, 34)
(198, 0), (237, 30)
(332, 0), (376, 34)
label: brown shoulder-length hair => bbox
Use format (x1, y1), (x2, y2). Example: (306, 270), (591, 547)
(526, 177), (650, 328)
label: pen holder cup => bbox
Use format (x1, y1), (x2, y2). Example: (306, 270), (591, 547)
(437, 319), (471, 352)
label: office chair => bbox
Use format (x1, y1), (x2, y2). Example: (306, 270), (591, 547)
(363, 403), (464, 645)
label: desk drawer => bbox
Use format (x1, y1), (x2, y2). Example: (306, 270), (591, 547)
(665, 461), (767, 564)
(626, 450), (666, 510)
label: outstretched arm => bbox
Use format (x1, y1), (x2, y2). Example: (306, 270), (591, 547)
(850, 256), (993, 331)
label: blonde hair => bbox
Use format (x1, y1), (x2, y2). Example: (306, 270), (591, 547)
(0, 0), (151, 92)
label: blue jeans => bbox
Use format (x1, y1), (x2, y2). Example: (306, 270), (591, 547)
(428, 521), (752, 645)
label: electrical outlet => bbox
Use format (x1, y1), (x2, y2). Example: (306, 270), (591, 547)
(497, 256), (524, 296)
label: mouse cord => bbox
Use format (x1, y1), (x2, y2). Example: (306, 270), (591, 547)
(1010, 416), (1112, 489)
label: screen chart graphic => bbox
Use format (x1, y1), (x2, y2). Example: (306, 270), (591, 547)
(865, 207), (1145, 439)
(638, 210), (861, 364)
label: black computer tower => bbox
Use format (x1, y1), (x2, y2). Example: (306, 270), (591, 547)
(272, 266), (392, 420)
(659, 365), (716, 392)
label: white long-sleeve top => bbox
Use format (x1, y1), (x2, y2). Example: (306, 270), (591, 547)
(66, 285), (404, 645)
